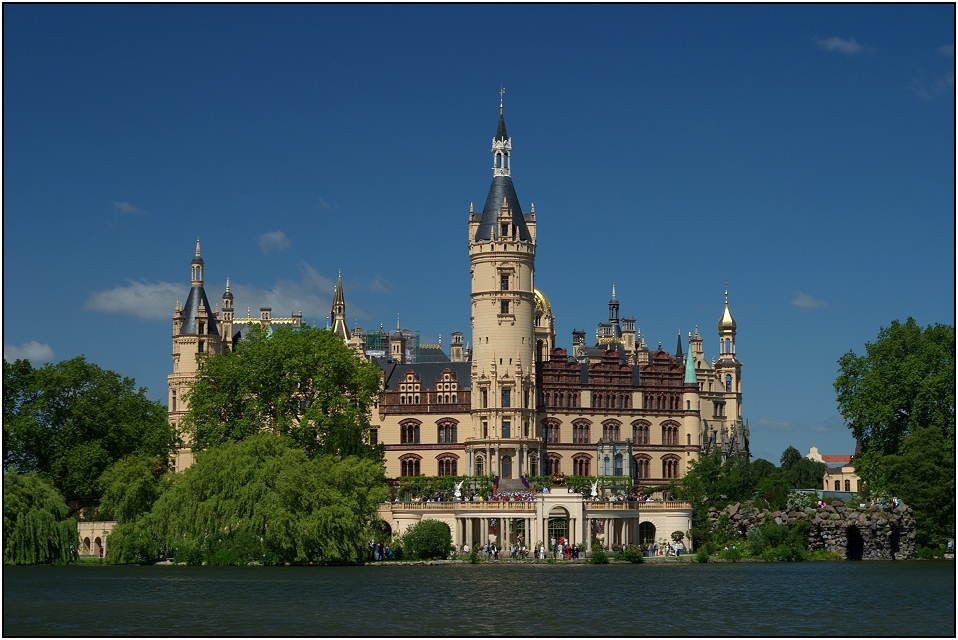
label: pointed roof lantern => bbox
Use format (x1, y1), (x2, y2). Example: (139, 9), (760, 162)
(718, 287), (737, 332)
(675, 331), (684, 362)
(474, 90), (531, 242)
(223, 276), (233, 301)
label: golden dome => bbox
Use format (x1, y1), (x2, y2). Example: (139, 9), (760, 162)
(534, 288), (553, 318)
(718, 290), (736, 332)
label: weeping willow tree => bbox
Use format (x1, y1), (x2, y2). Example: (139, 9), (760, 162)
(4, 472), (78, 565)
(111, 433), (389, 564)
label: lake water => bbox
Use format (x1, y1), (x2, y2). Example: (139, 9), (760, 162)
(3, 561), (955, 636)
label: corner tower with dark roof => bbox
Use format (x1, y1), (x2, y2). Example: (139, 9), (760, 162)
(466, 94), (540, 479)
(168, 239), (224, 472)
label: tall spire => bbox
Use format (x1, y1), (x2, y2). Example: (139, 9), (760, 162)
(330, 270), (350, 340)
(191, 238), (204, 285)
(675, 330), (684, 361)
(474, 93), (530, 242)
(496, 86), (508, 142)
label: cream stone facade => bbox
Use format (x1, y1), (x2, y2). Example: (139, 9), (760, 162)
(166, 102), (749, 547)
(807, 446), (862, 493)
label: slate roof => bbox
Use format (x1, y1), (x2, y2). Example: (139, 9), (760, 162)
(180, 285), (220, 337)
(418, 346), (451, 363)
(473, 175), (532, 242)
(822, 455), (852, 464)
(496, 112), (508, 141)
(376, 360), (472, 391)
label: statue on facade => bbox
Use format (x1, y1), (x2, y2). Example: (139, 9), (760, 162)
(454, 480), (464, 500)
(590, 479), (599, 498)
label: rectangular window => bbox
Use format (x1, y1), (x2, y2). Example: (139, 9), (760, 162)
(171, 391), (177, 413)
(834, 480), (841, 491)
(500, 275), (509, 290)
(501, 420), (510, 439)
(198, 340), (204, 353)
(501, 388), (511, 408)
(481, 389), (488, 408)
(370, 429), (378, 446)
(501, 223), (509, 237)
(198, 321), (205, 335)
(500, 300), (509, 315)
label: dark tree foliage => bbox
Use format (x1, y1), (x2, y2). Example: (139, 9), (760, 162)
(183, 326), (383, 461)
(779, 446), (802, 472)
(835, 318), (954, 457)
(110, 433), (389, 564)
(400, 519), (452, 561)
(98, 455), (168, 523)
(835, 319), (955, 544)
(3, 357), (172, 506)
(4, 471), (78, 565)
(786, 458), (826, 490)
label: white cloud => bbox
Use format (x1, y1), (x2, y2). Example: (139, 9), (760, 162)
(230, 261), (344, 321)
(4, 341), (55, 364)
(816, 36), (867, 55)
(83, 280), (183, 320)
(911, 73), (955, 101)
(257, 230), (292, 255)
(939, 44), (954, 56)
(81, 262), (377, 325)
(792, 292), (828, 309)
(111, 201), (145, 215)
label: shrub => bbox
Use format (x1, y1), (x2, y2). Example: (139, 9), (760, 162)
(620, 548), (644, 563)
(590, 548), (609, 564)
(401, 519), (451, 561)
(719, 546), (741, 562)
(807, 549), (842, 560)
(695, 548), (710, 563)
(469, 546), (480, 564)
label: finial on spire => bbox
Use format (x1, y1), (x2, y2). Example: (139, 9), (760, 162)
(500, 85), (506, 113)
(195, 237), (201, 257)
(225, 277), (230, 292)
(396, 314), (400, 331)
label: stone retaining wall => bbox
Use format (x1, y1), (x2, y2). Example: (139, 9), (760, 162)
(707, 500), (916, 559)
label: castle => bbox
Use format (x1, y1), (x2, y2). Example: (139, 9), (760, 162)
(167, 99), (750, 490)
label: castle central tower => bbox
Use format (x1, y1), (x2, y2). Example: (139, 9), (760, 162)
(466, 96), (540, 480)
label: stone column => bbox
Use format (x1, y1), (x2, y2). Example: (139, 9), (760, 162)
(482, 517), (489, 549)
(586, 519), (592, 553)
(494, 446), (500, 477)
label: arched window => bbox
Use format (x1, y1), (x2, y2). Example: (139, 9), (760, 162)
(475, 455), (485, 476)
(633, 421), (650, 445)
(573, 421), (590, 444)
(437, 456), (458, 477)
(634, 455), (651, 479)
(543, 421), (561, 443)
(528, 453), (538, 475)
(844, 479), (850, 492)
(438, 422), (457, 444)
(573, 456), (590, 476)
(545, 455), (561, 476)
(400, 456), (421, 477)
(662, 422), (679, 445)
(662, 456), (680, 479)
(726, 374), (732, 392)
(400, 421), (420, 444)
(602, 421), (621, 441)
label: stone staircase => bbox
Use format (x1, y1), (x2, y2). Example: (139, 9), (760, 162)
(496, 478), (529, 493)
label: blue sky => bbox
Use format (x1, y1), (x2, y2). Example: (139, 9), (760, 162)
(4, 4), (954, 464)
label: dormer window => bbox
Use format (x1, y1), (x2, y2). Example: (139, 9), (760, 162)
(501, 223), (509, 238)
(198, 321), (205, 335)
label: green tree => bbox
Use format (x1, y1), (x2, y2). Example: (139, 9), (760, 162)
(182, 326), (383, 460)
(400, 519), (452, 561)
(670, 451), (758, 530)
(117, 433), (388, 564)
(99, 455), (168, 523)
(755, 476), (791, 510)
(4, 471), (78, 565)
(835, 319), (954, 457)
(786, 457), (826, 490)
(835, 319), (955, 544)
(780, 446), (802, 472)
(3, 357), (172, 508)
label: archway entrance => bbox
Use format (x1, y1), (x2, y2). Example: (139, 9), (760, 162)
(548, 518), (568, 545)
(502, 456), (512, 479)
(846, 525), (864, 560)
(638, 522), (656, 545)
